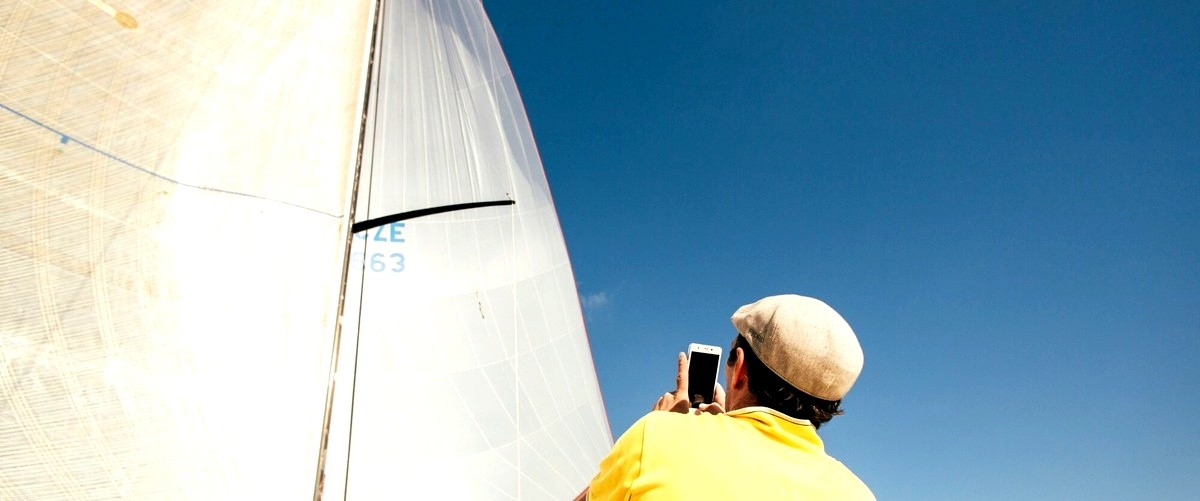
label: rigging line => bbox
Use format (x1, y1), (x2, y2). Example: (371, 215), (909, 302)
(336, 0), (392, 496)
(349, 199), (515, 233)
(0, 101), (342, 219)
(313, 0), (387, 499)
(339, 9), (387, 500)
(512, 191), (522, 501)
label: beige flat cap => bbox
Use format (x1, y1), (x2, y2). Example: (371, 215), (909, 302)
(730, 295), (863, 401)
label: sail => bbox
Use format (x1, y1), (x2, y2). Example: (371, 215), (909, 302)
(321, 0), (612, 499)
(1, 0), (609, 498)
(0, 1), (374, 498)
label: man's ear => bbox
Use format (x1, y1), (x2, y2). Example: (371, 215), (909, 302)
(729, 347), (749, 390)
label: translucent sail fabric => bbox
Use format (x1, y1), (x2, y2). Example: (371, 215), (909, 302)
(324, 1), (613, 499)
(0, 1), (373, 499)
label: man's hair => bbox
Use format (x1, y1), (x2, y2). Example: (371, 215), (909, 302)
(728, 334), (844, 428)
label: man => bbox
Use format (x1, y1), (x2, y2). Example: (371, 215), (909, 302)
(579, 294), (874, 500)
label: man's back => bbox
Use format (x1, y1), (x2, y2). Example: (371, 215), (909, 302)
(589, 407), (874, 500)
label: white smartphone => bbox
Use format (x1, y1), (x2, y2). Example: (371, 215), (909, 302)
(686, 343), (722, 408)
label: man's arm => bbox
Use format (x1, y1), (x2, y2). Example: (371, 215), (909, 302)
(578, 351), (728, 499)
(586, 414), (648, 501)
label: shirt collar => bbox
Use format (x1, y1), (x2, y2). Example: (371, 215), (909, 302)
(725, 406), (825, 452)
(726, 406), (813, 426)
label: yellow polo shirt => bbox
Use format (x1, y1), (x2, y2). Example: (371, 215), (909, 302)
(589, 407), (874, 500)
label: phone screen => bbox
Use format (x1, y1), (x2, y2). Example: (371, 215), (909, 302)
(688, 351), (720, 407)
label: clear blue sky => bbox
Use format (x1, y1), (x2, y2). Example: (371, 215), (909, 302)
(485, 1), (1198, 499)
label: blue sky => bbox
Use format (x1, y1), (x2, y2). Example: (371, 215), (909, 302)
(486, 1), (1197, 499)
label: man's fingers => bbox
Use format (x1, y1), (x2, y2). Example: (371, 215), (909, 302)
(692, 384), (726, 414)
(653, 391), (694, 414)
(652, 392), (672, 411)
(674, 352), (689, 399)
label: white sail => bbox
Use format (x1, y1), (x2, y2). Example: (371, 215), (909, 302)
(324, 1), (612, 499)
(2, 0), (610, 499)
(0, 0), (374, 498)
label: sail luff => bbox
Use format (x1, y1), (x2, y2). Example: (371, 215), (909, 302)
(311, 0), (386, 498)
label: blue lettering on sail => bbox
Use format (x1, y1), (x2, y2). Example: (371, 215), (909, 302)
(351, 222), (407, 272)
(355, 222), (405, 242)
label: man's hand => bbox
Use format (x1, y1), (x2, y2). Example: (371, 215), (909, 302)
(698, 383), (726, 415)
(652, 353), (692, 413)
(652, 353), (726, 415)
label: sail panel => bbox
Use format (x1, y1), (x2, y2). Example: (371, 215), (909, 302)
(337, 0), (611, 499)
(0, 1), (373, 498)
(358, 1), (559, 221)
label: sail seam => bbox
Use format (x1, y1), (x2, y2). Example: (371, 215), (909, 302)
(0, 101), (342, 219)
